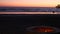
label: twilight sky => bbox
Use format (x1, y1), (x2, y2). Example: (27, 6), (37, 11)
(0, 0), (60, 7)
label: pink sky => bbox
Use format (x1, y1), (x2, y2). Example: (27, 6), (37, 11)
(0, 0), (60, 7)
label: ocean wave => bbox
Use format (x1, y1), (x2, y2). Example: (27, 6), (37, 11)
(0, 7), (60, 12)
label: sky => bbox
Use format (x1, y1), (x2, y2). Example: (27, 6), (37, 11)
(0, 0), (60, 7)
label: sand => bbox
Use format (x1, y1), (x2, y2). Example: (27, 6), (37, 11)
(0, 12), (59, 14)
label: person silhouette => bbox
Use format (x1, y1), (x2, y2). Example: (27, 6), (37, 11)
(52, 11), (55, 13)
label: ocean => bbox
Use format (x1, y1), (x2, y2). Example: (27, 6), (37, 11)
(0, 7), (60, 12)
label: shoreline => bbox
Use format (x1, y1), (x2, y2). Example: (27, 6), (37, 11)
(0, 12), (60, 14)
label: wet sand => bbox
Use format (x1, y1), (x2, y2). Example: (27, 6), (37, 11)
(0, 12), (60, 14)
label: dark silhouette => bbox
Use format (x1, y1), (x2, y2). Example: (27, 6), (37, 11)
(52, 11), (55, 13)
(56, 4), (60, 8)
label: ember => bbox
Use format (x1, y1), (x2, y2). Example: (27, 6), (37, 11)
(33, 27), (54, 33)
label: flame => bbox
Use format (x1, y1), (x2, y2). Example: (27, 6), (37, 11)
(34, 27), (54, 32)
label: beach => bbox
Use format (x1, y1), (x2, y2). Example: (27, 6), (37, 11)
(0, 12), (60, 14)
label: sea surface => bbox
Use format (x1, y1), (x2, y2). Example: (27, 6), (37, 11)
(0, 7), (60, 12)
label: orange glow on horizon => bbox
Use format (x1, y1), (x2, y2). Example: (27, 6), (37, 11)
(0, 0), (60, 7)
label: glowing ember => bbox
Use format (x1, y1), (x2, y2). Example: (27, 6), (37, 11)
(33, 27), (54, 33)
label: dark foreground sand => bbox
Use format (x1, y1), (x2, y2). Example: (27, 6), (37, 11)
(0, 12), (60, 14)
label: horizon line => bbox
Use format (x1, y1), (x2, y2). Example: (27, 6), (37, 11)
(0, 6), (55, 8)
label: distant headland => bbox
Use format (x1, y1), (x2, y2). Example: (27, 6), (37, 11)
(56, 4), (60, 8)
